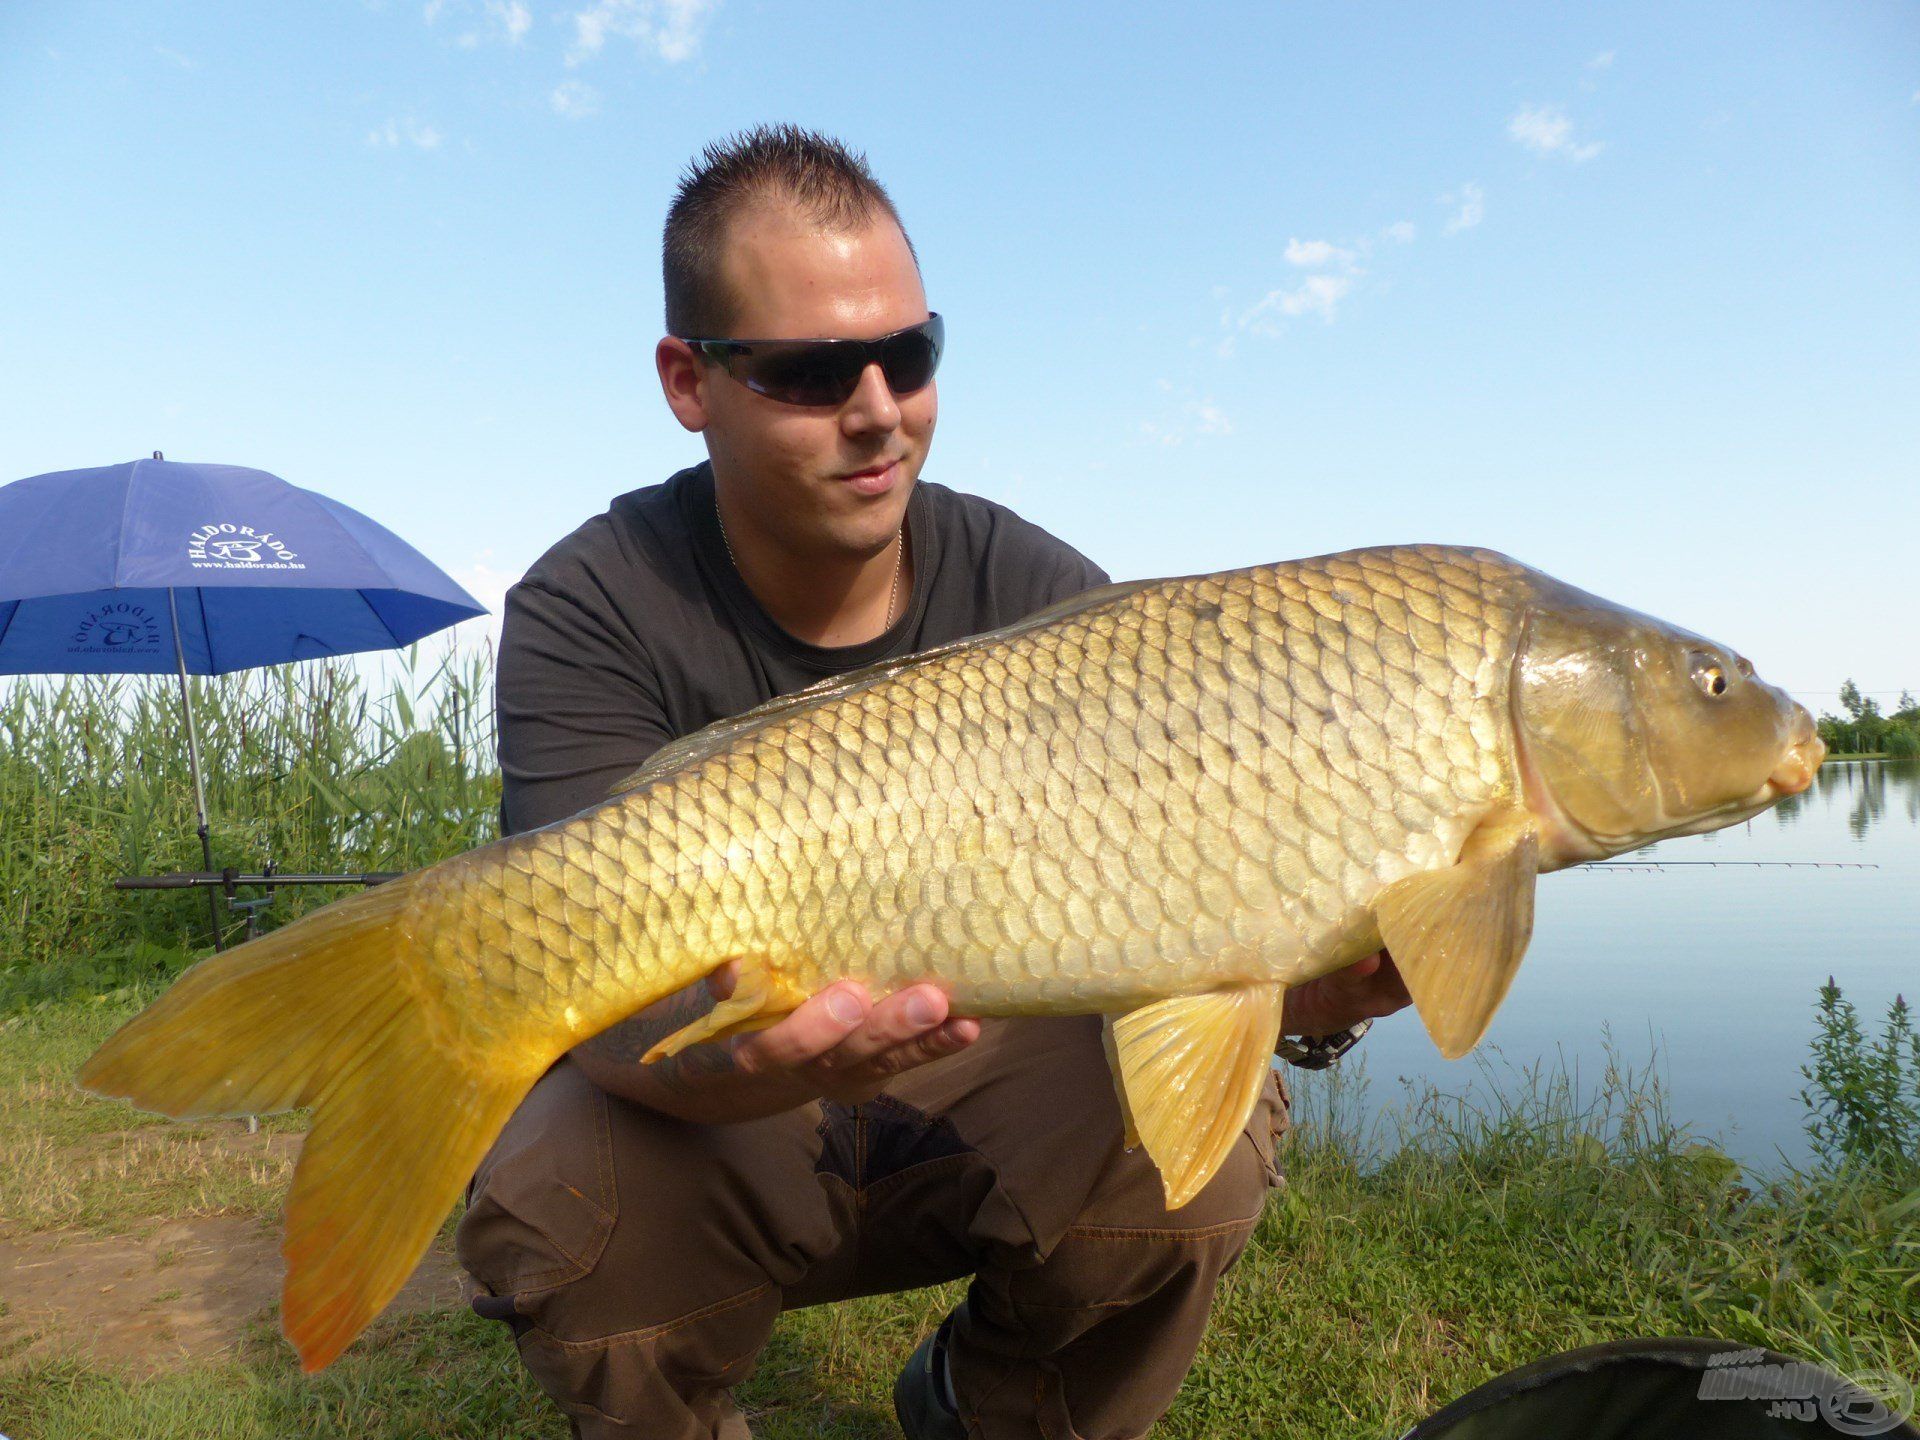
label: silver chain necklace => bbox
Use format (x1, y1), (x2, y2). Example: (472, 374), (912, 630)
(716, 493), (905, 632)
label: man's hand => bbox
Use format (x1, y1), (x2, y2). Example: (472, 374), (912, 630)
(573, 965), (979, 1125)
(722, 967), (980, 1106)
(1280, 949), (1412, 1038)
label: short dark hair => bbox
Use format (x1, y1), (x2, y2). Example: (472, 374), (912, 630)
(663, 124), (918, 337)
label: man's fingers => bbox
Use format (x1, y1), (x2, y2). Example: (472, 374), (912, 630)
(816, 1019), (982, 1103)
(727, 982), (973, 1092)
(729, 982), (871, 1076)
(810, 984), (951, 1073)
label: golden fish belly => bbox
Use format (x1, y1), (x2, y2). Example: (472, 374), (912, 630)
(438, 546), (1530, 1045)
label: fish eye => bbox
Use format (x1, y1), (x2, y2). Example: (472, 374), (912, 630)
(1690, 652), (1729, 698)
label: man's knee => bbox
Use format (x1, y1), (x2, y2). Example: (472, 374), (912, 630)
(457, 1058), (839, 1335)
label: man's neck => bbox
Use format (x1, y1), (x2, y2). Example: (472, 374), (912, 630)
(713, 479), (911, 649)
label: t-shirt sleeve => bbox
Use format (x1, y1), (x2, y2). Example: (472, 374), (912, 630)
(1042, 548), (1111, 606)
(495, 579), (674, 836)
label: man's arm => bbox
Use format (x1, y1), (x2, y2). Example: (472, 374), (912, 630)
(1278, 950), (1412, 1038)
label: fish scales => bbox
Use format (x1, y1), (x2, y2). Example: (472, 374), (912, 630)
(411, 546), (1522, 1042)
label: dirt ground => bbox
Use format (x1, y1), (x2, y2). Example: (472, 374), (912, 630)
(1, 1141), (472, 1375)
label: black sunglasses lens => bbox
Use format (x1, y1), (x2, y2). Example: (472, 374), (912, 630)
(878, 322), (941, 394)
(732, 317), (943, 405)
(747, 344), (866, 406)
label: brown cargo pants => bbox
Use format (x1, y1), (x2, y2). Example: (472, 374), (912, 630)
(456, 1014), (1289, 1439)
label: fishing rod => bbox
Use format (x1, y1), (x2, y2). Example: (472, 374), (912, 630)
(113, 870), (403, 889)
(113, 868), (404, 946)
(1577, 860), (1879, 871)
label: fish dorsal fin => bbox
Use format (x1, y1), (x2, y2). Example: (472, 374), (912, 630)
(1374, 807), (1540, 1060)
(609, 578), (1161, 798)
(1102, 983), (1287, 1210)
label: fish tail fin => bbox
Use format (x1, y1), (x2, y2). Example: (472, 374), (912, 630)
(76, 872), (553, 1372)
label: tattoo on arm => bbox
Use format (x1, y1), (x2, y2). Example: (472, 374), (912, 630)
(576, 982), (737, 1093)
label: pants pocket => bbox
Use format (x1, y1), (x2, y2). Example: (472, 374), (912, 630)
(1253, 1065), (1290, 1188)
(458, 1061), (620, 1298)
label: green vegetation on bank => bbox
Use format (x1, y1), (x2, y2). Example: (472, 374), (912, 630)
(1818, 681), (1920, 760)
(0, 650), (498, 971)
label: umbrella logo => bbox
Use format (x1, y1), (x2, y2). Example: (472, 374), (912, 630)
(69, 602), (163, 654)
(187, 522), (305, 571)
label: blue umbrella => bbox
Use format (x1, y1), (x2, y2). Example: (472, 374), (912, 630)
(0, 454), (487, 944)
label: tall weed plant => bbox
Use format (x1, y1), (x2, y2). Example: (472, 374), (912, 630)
(0, 644), (499, 977)
(1802, 977), (1920, 1176)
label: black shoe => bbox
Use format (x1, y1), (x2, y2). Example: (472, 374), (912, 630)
(893, 1306), (966, 1440)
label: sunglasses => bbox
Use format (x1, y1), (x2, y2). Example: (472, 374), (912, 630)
(679, 313), (944, 408)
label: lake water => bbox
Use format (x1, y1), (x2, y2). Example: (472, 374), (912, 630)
(1306, 759), (1920, 1173)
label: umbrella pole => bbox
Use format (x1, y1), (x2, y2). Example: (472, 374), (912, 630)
(168, 587), (225, 952)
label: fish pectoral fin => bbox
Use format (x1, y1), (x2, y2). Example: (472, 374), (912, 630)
(1102, 983), (1287, 1211)
(640, 960), (804, 1063)
(1375, 808), (1540, 1061)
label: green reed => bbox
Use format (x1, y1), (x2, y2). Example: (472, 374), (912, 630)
(0, 644), (500, 971)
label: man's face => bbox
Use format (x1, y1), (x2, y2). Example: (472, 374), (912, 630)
(660, 201), (936, 562)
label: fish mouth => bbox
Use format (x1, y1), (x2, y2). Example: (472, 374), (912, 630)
(1767, 732), (1825, 798)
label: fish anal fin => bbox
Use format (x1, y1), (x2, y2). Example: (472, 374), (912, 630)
(1375, 808), (1540, 1061)
(639, 960), (807, 1063)
(1104, 984), (1287, 1210)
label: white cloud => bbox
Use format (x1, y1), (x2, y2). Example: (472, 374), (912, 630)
(1241, 272), (1355, 331)
(1588, 50), (1616, 71)
(550, 79), (602, 119)
(427, 0), (530, 45)
(368, 116), (444, 150)
(1283, 237), (1354, 268)
(569, 0), (718, 65)
(154, 44), (196, 69)
(1507, 103), (1604, 162)
(493, 0), (532, 41)
(1380, 220), (1416, 244)
(1440, 181), (1484, 234)
(1191, 399), (1231, 436)
(1137, 389), (1232, 446)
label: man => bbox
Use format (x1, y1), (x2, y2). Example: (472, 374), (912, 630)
(456, 125), (1411, 1439)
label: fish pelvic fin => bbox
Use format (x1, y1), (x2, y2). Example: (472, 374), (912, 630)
(1375, 807), (1541, 1060)
(75, 872), (554, 1373)
(641, 958), (810, 1063)
(1103, 983), (1287, 1210)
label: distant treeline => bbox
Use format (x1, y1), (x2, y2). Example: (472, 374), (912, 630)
(1817, 681), (1919, 757)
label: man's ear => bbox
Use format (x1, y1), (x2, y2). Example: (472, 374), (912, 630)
(656, 337), (710, 433)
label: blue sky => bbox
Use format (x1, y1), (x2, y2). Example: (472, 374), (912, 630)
(2, 1), (1916, 710)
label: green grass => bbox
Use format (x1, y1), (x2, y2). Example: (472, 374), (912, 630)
(4, 989), (1914, 1439)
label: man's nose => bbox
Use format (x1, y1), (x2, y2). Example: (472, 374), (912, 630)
(840, 362), (900, 434)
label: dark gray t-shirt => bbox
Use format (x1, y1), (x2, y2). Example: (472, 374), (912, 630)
(497, 461), (1109, 835)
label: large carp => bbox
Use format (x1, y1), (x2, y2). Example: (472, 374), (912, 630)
(78, 544), (1822, 1370)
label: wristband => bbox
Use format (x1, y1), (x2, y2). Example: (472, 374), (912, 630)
(1275, 1018), (1373, 1070)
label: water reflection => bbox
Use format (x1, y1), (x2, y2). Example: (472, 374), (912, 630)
(1770, 758), (1920, 841)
